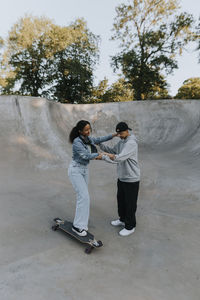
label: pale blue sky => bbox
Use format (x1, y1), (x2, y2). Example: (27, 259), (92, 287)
(0, 0), (199, 96)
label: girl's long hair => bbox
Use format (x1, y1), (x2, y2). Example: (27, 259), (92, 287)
(69, 120), (91, 143)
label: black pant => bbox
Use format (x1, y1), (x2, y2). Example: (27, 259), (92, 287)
(117, 180), (140, 230)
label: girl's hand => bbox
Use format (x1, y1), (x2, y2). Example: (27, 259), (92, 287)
(112, 133), (118, 138)
(95, 153), (103, 160)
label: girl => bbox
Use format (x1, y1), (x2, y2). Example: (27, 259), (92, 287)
(68, 120), (116, 236)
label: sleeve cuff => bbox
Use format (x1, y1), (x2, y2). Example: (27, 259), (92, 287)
(91, 153), (99, 159)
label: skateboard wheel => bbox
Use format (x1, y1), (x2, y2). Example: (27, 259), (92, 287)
(85, 246), (93, 254)
(52, 225), (59, 231)
(97, 240), (103, 247)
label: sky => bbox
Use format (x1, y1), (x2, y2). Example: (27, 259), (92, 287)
(0, 0), (199, 96)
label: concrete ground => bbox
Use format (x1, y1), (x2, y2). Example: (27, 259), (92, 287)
(0, 95), (200, 300)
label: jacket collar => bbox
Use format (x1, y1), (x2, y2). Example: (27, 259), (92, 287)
(79, 135), (93, 145)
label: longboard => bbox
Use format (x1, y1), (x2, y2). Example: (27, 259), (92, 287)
(52, 218), (103, 254)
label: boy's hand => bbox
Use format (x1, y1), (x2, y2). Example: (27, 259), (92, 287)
(106, 153), (115, 160)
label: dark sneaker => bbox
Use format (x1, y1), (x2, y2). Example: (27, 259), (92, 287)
(72, 225), (87, 237)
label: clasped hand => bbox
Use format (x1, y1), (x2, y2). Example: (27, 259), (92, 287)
(95, 152), (115, 160)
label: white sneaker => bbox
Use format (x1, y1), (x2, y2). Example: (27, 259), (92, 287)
(72, 226), (87, 237)
(111, 219), (125, 226)
(119, 228), (135, 236)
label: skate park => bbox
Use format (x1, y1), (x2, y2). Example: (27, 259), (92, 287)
(0, 95), (200, 300)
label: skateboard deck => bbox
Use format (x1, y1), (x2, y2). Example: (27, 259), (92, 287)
(52, 218), (103, 254)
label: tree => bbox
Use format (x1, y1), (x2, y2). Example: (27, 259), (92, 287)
(91, 78), (109, 103)
(196, 18), (200, 63)
(50, 19), (100, 103)
(0, 16), (99, 102)
(0, 16), (59, 96)
(0, 37), (6, 89)
(145, 85), (172, 99)
(175, 78), (200, 99)
(111, 0), (195, 100)
(143, 75), (171, 99)
(91, 78), (133, 102)
(103, 78), (133, 102)
(0, 37), (3, 52)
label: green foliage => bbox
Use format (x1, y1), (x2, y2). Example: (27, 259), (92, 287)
(112, 0), (195, 100)
(195, 18), (200, 63)
(103, 78), (133, 102)
(175, 78), (200, 99)
(91, 78), (133, 102)
(145, 83), (172, 100)
(91, 78), (109, 102)
(0, 37), (3, 48)
(112, 50), (173, 100)
(49, 19), (100, 103)
(0, 16), (99, 102)
(0, 37), (5, 87)
(0, 34), (16, 92)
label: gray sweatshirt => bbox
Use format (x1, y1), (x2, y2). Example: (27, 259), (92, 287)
(100, 134), (140, 183)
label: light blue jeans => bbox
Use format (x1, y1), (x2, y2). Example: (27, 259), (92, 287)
(68, 160), (90, 231)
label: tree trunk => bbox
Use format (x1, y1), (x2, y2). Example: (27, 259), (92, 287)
(134, 87), (142, 100)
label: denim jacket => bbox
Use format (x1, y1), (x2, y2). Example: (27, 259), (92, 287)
(72, 134), (113, 166)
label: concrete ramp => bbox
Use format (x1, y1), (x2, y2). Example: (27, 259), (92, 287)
(0, 95), (200, 300)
